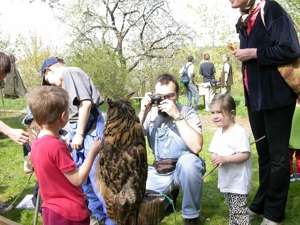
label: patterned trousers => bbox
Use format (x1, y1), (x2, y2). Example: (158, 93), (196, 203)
(224, 193), (249, 225)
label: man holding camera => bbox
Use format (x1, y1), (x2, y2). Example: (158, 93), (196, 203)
(139, 73), (205, 225)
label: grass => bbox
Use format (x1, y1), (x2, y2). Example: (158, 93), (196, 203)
(1, 96), (300, 225)
(0, 115), (40, 225)
(0, 97), (26, 111)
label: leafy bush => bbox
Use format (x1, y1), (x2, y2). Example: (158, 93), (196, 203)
(68, 44), (128, 99)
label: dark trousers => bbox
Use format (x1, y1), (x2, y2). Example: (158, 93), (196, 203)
(248, 104), (295, 222)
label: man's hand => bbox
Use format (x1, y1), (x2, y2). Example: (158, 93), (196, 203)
(72, 133), (84, 150)
(139, 92), (152, 124)
(158, 99), (179, 119)
(7, 128), (29, 145)
(233, 48), (257, 62)
(140, 92), (152, 113)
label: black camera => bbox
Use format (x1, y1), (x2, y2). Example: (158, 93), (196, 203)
(150, 94), (169, 117)
(150, 94), (164, 105)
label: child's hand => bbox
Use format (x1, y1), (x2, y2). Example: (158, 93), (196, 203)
(211, 154), (227, 166)
(72, 133), (84, 150)
(90, 138), (102, 157)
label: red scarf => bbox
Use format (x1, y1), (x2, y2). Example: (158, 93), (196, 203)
(247, 0), (265, 35)
(244, 0), (265, 92)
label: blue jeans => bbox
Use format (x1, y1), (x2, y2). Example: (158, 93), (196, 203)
(185, 82), (199, 109)
(68, 112), (115, 225)
(146, 153), (205, 219)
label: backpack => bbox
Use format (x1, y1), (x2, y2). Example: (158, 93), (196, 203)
(180, 64), (191, 85)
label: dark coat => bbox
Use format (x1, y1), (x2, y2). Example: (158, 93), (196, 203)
(238, 0), (300, 111)
(199, 61), (216, 83)
(3, 67), (26, 98)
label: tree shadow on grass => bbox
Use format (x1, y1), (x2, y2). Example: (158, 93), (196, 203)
(0, 115), (24, 129)
(1, 186), (38, 224)
(0, 185), (8, 195)
(160, 171), (227, 225)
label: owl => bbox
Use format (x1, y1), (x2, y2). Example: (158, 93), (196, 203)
(97, 98), (148, 225)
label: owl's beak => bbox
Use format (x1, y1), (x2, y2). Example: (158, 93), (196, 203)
(107, 98), (113, 106)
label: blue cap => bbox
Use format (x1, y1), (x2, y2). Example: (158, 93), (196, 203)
(40, 57), (59, 85)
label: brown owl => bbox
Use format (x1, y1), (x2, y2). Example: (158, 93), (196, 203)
(97, 98), (147, 225)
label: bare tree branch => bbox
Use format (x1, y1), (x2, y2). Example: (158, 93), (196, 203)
(50, 0), (192, 72)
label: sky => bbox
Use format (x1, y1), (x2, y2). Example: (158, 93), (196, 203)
(0, 0), (69, 51)
(169, 0), (240, 45)
(0, 0), (240, 54)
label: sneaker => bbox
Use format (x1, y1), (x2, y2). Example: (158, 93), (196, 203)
(290, 174), (296, 182)
(260, 217), (282, 225)
(247, 208), (261, 221)
(183, 217), (199, 225)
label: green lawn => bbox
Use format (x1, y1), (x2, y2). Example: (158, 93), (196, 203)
(0, 97), (300, 225)
(0, 97), (26, 111)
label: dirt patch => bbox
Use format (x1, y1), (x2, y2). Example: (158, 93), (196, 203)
(0, 109), (25, 118)
(201, 114), (251, 133)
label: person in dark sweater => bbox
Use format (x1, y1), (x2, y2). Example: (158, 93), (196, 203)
(229, 0), (300, 224)
(199, 53), (216, 83)
(199, 53), (216, 111)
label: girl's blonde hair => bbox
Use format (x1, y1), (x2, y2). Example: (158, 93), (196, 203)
(210, 94), (236, 115)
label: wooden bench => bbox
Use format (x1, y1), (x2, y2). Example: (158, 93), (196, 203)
(197, 83), (222, 107)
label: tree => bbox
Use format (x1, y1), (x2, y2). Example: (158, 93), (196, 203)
(190, 0), (239, 47)
(17, 35), (51, 88)
(0, 37), (10, 52)
(278, 0), (300, 32)
(34, 0), (191, 73)
(68, 44), (128, 98)
(0, 27), (13, 54)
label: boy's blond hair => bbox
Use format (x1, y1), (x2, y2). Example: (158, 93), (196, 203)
(27, 86), (69, 126)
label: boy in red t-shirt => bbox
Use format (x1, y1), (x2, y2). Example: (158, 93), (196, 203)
(27, 86), (101, 225)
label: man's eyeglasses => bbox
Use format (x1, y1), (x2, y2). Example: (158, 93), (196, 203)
(153, 92), (176, 100)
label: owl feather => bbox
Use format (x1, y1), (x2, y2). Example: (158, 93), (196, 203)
(97, 98), (147, 225)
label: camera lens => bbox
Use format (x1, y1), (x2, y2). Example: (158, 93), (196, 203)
(151, 94), (162, 105)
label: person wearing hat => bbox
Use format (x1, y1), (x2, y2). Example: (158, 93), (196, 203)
(40, 57), (114, 225)
(0, 52), (29, 145)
